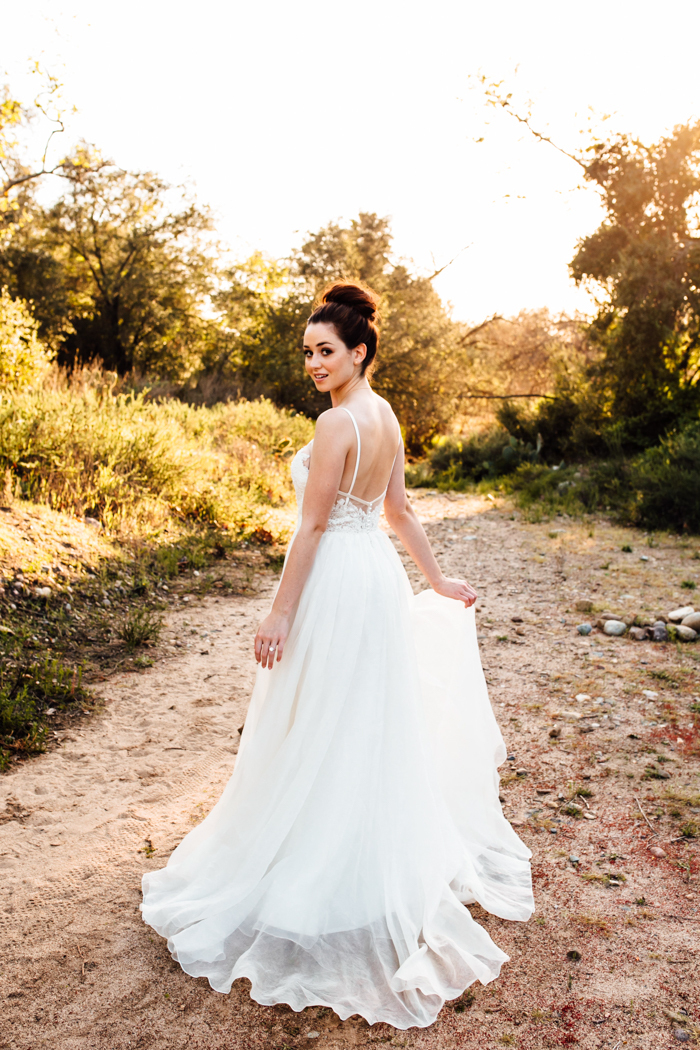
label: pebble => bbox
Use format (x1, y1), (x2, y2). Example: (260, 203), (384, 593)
(629, 626), (647, 641)
(33, 586), (52, 599)
(568, 855), (580, 865)
(576, 623), (592, 635)
(84, 516), (101, 529)
(583, 812), (596, 820)
(649, 846), (667, 858)
(677, 625), (698, 642)
(681, 612), (700, 631)
(604, 620), (627, 636)
(574, 599), (594, 613)
(640, 555), (650, 561)
(642, 690), (658, 699)
(668, 605), (695, 622)
(575, 693), (591, 701)
(674, 1030), (690, 1043)
(306, 1034), (320, 1040)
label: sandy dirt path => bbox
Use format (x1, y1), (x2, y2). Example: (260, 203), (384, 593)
(1, 494), (699, 1050)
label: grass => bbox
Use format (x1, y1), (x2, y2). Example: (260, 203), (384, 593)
(0, 364), (313, 542)
(118, 607), (164, 652)
(0, 651), (93, 771)
(0, 366), (315, 769)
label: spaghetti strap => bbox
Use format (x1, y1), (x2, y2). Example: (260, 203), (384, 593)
(338, 407), (361, 504)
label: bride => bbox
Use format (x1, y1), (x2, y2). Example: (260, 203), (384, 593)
(141, 282), (534, 1030)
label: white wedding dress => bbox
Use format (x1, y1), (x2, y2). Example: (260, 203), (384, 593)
(141, 408), (534, 1029)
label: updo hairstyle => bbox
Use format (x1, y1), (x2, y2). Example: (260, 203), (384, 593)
(307, 281), (380, 376)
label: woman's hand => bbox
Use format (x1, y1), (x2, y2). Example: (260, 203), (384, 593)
(431, 576), (478, 608)
(254, 612), (290, 669)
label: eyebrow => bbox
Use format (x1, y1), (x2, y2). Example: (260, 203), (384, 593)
(302, 341), (334, 349)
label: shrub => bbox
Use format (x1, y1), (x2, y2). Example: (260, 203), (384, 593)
(0, 289), (53, 390)
(628, 423), (700, 533)
(0, 367), (314, 541)
(409, 427), (543, 489)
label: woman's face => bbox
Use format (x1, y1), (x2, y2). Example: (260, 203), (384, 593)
(303, 322), (366, 393)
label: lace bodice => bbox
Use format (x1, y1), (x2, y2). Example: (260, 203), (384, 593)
(291, 441), (383, 533)
(290, 407), (401, 534)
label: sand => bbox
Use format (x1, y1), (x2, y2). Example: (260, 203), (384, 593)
(1, 493), (698, 1049)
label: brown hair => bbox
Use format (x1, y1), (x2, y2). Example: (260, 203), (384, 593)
(307, 281), (380, 375)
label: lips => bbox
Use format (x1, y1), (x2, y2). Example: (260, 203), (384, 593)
(313, 373), (328, 381)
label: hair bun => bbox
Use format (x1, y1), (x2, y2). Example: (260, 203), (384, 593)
(321, 282), (379, 323)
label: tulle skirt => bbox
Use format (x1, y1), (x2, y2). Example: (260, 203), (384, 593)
(141, 528), (534, 1029)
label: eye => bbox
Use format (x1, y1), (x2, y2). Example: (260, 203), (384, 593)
(321, 348), (333, 356)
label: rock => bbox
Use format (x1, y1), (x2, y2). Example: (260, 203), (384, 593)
(549, 727), (561, 739)
(576, 623), (592, 635)
(511, 615), (523, 623)
(33, 587), (52, 599)
(677, 625), (698, 642)
(583, 812), (596, 820)
(84, 516), (101, 529)
(604, 619), (627, 636)
(649, 846), (667, 858)
(307, 1034), (321, 1040)
(575, 599), (594, 613)
(668, 605), (695, 622)
(674, 1030), (690, 1043)
(595, 613), (620, 629)
(642, 689), (658, 699)
(568, 855), (580, 865)
(575, 693), (590, 701)
(629, 626), (648, 641)
(681, 612), (700, 631)
(652, 623), (668, 642)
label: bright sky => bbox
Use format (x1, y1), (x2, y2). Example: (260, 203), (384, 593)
(3, 0), (700, 322)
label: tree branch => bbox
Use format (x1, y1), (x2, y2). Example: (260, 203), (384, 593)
(459, 391), (559, 400)
(426, 243), (472, 281)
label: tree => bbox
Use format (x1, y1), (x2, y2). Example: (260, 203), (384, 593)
(474, 78), (700, 449)
(0, 67), (72, 224)
(1, 151), (217, 376)
(214, 213), (465, 449)
(571, 123), (700, 445)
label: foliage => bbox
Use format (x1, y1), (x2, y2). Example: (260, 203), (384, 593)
(0, 287), (53, 388)
(628, 422), (700, 532)
(407, 427), (543, 488)
(118, 607), (164, 652)
(0, 152), (217, 376)
(571, 121), (700, 448)
(0, 652), (90, 769)
(214, 213), (466, 450)
(0, 66), (71, 222)
(0, 365), (314, 540)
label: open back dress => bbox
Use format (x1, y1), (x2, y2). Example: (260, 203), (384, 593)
(141, 407), (534, 1029)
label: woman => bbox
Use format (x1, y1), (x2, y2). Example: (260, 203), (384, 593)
(141, 282), (534, 1029)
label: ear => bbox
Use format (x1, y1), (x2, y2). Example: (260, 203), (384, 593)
(353, 343), (367, 366)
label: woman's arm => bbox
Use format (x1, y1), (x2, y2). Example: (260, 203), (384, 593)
(384, 443), (478, 608)
(254, 410), (353, 669)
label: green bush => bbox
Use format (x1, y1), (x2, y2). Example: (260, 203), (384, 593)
(408, 428), (543, 489)
(629, 423), (700, 532)
(0, 655), (90, 769)
(0, 368), (314, 540)
(0, 289), (53, 390)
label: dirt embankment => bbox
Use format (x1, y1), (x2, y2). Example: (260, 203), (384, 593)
(1, 492), (699, 1050)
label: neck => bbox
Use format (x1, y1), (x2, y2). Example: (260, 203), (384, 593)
(330, 373), (371, 408)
